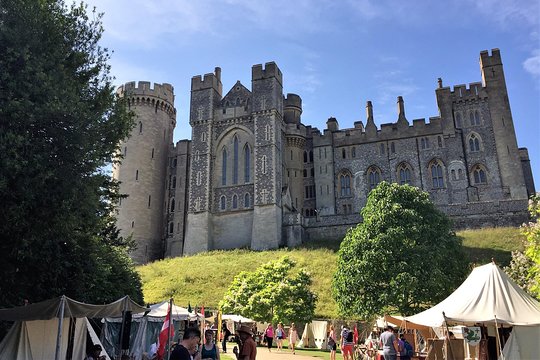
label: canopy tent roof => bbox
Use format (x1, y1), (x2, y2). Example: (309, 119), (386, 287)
(406, 262), (540, 327)
(221, 314), (255, 323)
(0, 295), (147, 321)
(136, 300), (196, 319)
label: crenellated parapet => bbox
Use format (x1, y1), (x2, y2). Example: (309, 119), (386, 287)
(252, 62), (283, 86)
(436, 81), (487, 104)
(313, 97), (444, 146)
(118, 81), (176, 118)
(191, 67), (223, 94)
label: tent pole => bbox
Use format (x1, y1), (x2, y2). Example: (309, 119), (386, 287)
(55, 296), (66, 360)
(494, 315), (504, 359)
(442, 312), (454, 360)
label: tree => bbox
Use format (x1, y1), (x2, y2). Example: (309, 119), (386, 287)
(219, 257), (317, 324)
(0, 0), (142, 308)
(506, 195), (540, 299)
(332, 182), (468, 319)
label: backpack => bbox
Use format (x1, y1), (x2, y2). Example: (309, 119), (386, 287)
(404, 340), (413, 357)
(346, 330), (354, 343)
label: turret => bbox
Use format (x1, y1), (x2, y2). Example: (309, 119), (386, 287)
(113, 81), (177, 264)
(479, 49), (527, 199)
(284, 93), (302, 124)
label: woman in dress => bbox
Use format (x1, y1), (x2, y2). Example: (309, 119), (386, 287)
(289, 323), (298, 355)
(328, 324), (337, 360)
(201, 329), (220, 360)
(275, 322), (285, 352)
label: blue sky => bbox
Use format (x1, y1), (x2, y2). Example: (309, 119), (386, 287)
(86, 0), (540, 185)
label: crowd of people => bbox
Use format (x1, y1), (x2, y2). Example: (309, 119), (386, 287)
(86, 321), (416, 360)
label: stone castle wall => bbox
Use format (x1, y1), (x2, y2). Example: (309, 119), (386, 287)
(115, 50), (534, 262)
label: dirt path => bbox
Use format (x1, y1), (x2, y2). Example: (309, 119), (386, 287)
(221, 348), (321, 360)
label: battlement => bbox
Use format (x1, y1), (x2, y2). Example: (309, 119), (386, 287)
(480, 48), (502, 68)
(118, 81), (175, 105)
(252, 62), (283, 85)
(191, 67), (222, 93)
(284, 93), (302, 110)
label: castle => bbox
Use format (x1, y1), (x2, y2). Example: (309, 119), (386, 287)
(112, 49), (536, 264)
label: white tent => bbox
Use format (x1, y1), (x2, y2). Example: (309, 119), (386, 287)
(0, 295), (148, 360)
(298, 320), (329, 349)
(405, 262), (540, 359)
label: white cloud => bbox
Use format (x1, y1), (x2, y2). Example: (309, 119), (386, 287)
(523, 50), (540, 77)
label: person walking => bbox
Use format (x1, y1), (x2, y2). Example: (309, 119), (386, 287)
(289, 323), (298, 355)
(328, 325), (337, 360)
(340, 326), (354, 360)
(275, 322), (285, 352)
(221, 322), (231, 353)
(264, 323), (274, 352)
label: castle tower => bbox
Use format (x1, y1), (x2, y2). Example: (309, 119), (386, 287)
(113, 82), (176, 264)
(283, 94), (306, 211)
(183, 68), (222, 254)
(480, 49), (527, 199)
(251, 62), (284, 250)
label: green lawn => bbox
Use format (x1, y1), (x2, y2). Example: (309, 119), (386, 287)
(137, 226), (524, 318)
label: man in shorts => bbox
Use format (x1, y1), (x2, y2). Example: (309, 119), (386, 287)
(340, 326), (354, 360)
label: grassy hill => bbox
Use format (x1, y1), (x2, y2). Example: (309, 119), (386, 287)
(137, 226), (525, 319)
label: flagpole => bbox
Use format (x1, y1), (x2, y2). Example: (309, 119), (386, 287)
(167, 298), (173, 360)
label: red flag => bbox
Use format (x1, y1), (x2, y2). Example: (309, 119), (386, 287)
(353, 325), (359, 344)
(157, 302), (174, 360)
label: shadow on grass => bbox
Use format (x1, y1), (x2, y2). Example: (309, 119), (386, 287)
(463, 246), (513, 268)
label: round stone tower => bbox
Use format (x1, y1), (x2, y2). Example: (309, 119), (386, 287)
(283, 93), (306, 212)
(113, 81), (176, 264)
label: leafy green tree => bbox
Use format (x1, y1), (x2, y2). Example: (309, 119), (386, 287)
(507, 195), (540, 299)
(332, 182), (468, 319)
(0, 0), (142, 308)
(219, 257), (317, 324)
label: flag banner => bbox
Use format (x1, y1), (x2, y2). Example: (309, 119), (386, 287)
(157, 300), (174, 360)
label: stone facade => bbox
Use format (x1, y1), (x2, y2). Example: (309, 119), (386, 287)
(114, 49), (535, 263)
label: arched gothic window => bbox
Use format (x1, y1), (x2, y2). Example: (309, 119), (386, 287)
(351, 147), (356, 158)
(244, 193), (250, 208)
(244, 144), (251, 183)
(339, 172), (352, 197)
(170, 198), (175, 212)
(470, 110), (481, 126)
(469, 133), (481, 152)
(304, 151), (308, 163)
(232, 195), (238, 209)
(472, 164), (487, 184)
(342, 148), (346, 159)
(233, 136), (239, 184)
(429, 160), (445, 189)
(172, 176), (176, 189)
(367, 166), (381, 190)
(309, 151), (313, 162)
(397, 163), (412, 185)
(222, 148), (227, 185)
(220, 196), (226, 210)
(139, 122), (143, 134)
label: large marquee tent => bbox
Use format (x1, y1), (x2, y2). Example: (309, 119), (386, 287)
(0, 295), (147, 360)
(405, 262), (540, 359)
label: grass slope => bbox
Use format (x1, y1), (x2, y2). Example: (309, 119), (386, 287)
(137, 227), (524, 319)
